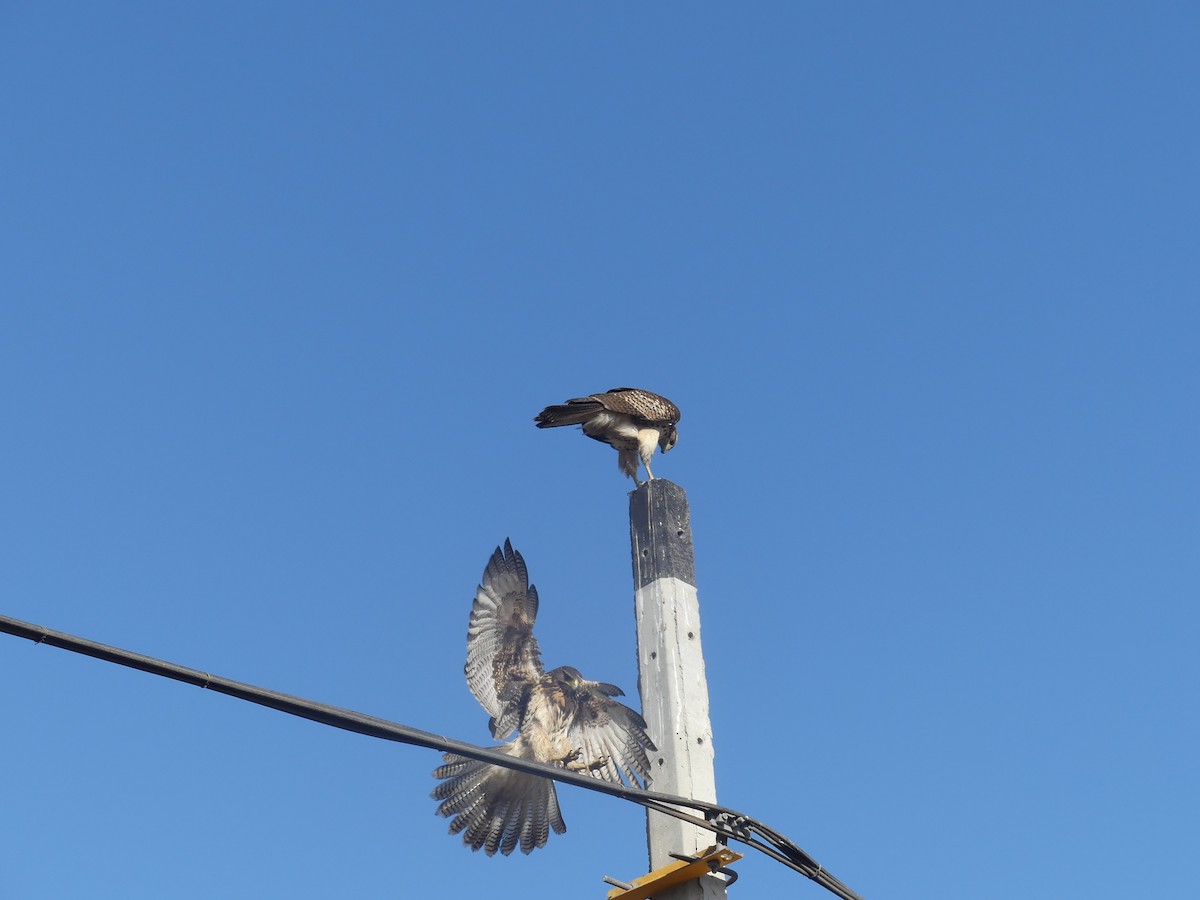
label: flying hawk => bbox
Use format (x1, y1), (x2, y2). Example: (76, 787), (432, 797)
(534, 387), (681, 483)
(431, 540), (655, 855)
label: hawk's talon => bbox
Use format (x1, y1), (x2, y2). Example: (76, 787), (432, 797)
(563, 750), (609, 773)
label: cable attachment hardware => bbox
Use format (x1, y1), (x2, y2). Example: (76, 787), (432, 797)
(669, 850), (740, 888)
(605, 844), (744, 900)
(709, 810), (753, 841)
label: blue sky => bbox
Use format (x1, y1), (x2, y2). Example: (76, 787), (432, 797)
(2, 3), (1197, 898)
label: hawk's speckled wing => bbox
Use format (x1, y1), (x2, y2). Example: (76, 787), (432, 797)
(594, 387), (681, 427)
(464, 540), (543, 739)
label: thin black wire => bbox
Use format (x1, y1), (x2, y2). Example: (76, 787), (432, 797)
(0, 613), (864, 900)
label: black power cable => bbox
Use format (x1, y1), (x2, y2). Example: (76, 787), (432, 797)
(0, 614), (864, 900)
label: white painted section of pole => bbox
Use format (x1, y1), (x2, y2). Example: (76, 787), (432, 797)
(629, 479), (726, 900)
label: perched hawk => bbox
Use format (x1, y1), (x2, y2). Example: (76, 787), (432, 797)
(431, 540), (655, 855)
(534, 387), (681, 483)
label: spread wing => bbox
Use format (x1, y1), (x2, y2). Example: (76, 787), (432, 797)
(598, 387), (681, 427)
(560, 673), (656, 788)
(464, 540), (544, 740)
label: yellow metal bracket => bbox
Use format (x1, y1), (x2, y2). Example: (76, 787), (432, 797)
(605, 844), (744, 900)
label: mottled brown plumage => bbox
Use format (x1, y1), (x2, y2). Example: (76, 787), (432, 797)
(534, 387), (681, 483)
(431, 541), (655, 855)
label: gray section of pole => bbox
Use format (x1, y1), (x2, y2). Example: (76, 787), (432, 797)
(630, 479), (725, 900)
(629, 479), (696, 589)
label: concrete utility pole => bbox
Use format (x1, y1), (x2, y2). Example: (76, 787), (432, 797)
(629, 479), (725, 900)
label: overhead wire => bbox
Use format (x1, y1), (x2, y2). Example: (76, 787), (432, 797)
(0, 613), (863, 900)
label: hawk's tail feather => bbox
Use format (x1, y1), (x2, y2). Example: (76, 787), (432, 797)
(431, 751), (566, 856)
(533, 401), (603, 428)
(430, 754), (474, 788)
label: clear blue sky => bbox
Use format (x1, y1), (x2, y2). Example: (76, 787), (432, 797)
(2, 3), (1197, 898)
